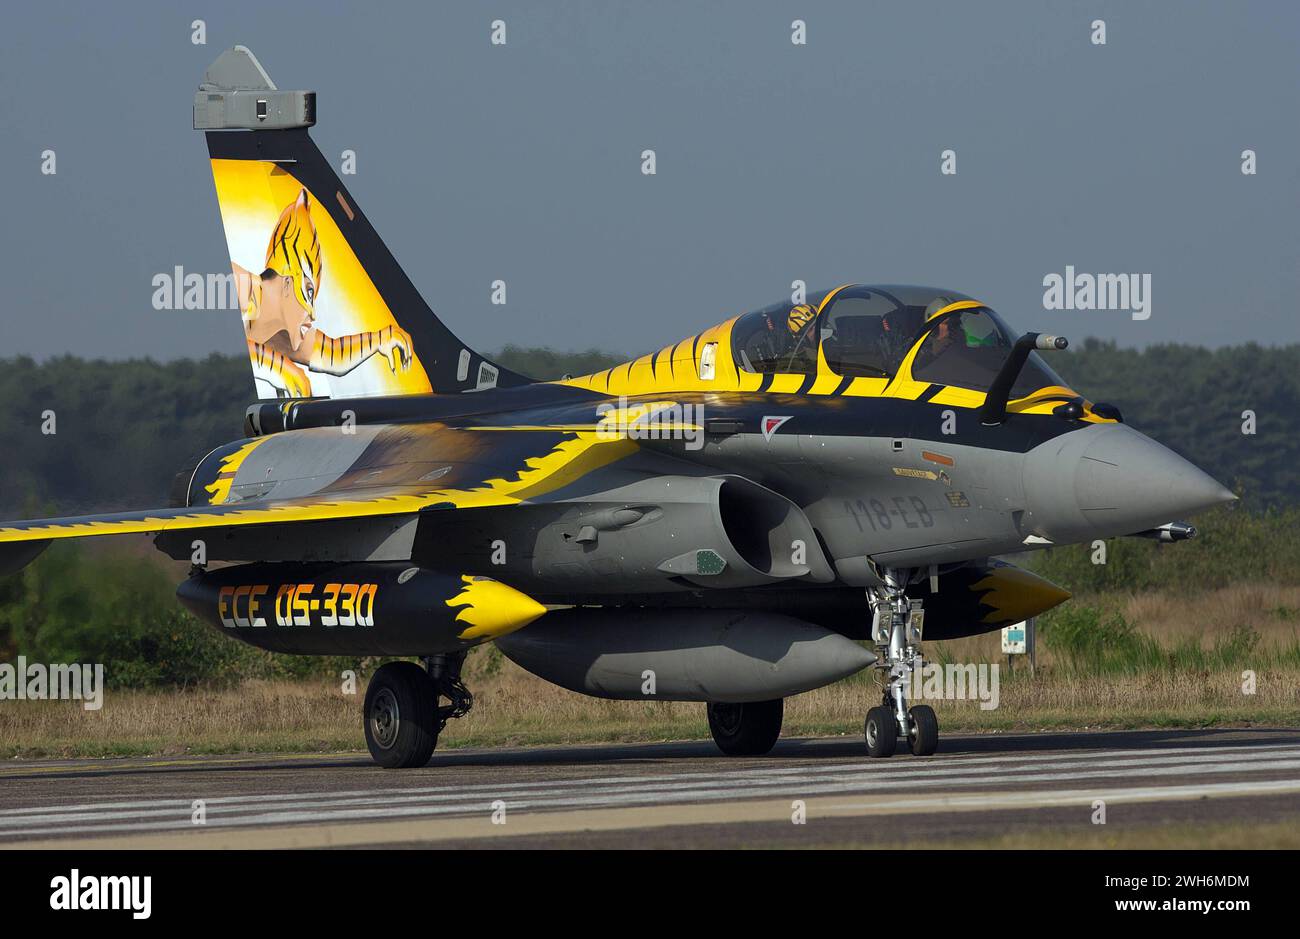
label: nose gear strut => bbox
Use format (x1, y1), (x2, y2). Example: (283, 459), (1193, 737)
(865, 569), (938, 757)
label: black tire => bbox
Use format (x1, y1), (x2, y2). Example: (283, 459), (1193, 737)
(707, 699), (783, 756)
(864, 705), (897, 758)
(908, 704), (939, 756)
(364, 662), (438, 768)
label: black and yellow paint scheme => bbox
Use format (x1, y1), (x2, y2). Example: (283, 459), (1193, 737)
(559, 284), (1114, 423)
(0, 278), (1210, 640)
(0, 46), (1234, 760)
(178, 563), (546, 655)
(908, 560), (1073, 640)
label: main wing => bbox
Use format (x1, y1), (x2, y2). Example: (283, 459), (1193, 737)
(0, 418), (641, 573)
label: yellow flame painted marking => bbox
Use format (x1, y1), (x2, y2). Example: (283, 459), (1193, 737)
(446, 575), (546, 641)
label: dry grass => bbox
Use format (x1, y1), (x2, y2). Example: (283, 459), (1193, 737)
(929, 582), (1300, 666)
(1120, 584), (1300, 644)
(2, 654), (1296, 760)
(0, 680), (361, 759)
(2, 584), (1298, 760)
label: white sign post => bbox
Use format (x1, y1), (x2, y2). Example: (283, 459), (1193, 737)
(1001, 617), (1036, 675)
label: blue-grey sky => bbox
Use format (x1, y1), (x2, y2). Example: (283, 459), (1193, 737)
(1, 0), (1296, 361)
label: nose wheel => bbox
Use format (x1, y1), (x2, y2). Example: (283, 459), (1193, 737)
(864, 571), (939, 758)
(907, 703), (938, 756)
(864, 705), (897, 757)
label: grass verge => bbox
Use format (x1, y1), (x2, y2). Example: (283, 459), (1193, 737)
(3, 584), (1298, 760)
(2, 663), (1297, 760)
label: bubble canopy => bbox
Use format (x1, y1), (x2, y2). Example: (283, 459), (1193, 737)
(730, 284), (1067, 398)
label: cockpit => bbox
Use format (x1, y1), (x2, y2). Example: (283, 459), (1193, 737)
(730, 284), (1067, 399)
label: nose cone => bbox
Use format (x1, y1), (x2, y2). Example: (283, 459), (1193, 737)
(1076, 427), (1235, 521)
(1023, 424), (1235, 542)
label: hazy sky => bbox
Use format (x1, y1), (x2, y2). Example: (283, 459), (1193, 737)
(1, 0), (1296, 362)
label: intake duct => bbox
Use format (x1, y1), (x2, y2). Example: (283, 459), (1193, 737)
(528, 475), (836, 591)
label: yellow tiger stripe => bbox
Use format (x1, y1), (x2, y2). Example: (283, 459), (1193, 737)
(765, 373), (805, 394)
(552, 293), (1097, 417)
(807, 374), (845, 395)
(929, 386), (985, 408)
(842, 376), (889, 397)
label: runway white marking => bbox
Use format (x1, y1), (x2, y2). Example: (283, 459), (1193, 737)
(1, 741), (1297, 840)
(824, 778), (1300, 814)
(3, 744), (1298, 829)
(2, 741), (1295, 819)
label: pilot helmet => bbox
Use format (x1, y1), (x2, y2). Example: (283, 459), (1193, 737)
(786, 303), (816, 335)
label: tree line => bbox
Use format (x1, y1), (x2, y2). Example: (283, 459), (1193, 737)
(0, 339), (1294, 520)
(0, 340), (1295, 686)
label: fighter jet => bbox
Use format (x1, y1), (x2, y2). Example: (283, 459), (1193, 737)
(0, 48), (1234, 767)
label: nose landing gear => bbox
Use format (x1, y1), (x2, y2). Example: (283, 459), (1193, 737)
(908, 702), (938, 756)
(865, 571), (938, 757)
(864, 704), (897, 757)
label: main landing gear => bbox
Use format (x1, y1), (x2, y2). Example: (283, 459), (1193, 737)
(707, 699), (784, 756)
(865, 570), (938, 758)
(363, 652), (474, 768)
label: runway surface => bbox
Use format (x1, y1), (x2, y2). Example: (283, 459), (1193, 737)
(1, 728), (1298, 848)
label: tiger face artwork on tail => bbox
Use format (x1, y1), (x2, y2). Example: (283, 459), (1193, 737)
(208, 156), (434, 400)
(232, 188), (415, 399)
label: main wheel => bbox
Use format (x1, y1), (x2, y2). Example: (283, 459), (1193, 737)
(864, 705), (897, 758)
(908, 704), (939, 756)
(364, 661), (439, 768)
(707, 699), (783, 756)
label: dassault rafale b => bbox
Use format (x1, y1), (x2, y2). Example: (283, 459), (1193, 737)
(0, 49), (1234, 767)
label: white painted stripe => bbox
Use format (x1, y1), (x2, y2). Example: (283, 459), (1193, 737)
(824, 778), (1300, 814)
(0, 745), (1296, 831)
(5, 743), (1294, 832)
(5, 756), (1300, 839)
(2, 742), (1295, 822)
(2, 745), (1298, 828)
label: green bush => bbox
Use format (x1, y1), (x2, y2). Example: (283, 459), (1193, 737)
(0, 542), (357, 689)
(1039, 605), (1161, 675)
(1040, 604), (1300, 676)
(1030, 504), (1300, 594)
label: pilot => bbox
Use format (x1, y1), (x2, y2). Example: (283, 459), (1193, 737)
(748, 302), (818, 372)
(878, 310), (913, 370)
(923, 296), (960, 321)
(782, 303), (819, 370)
(930, 317), (965, 355)
(912, 312), (969, 372)
(786, 303), (816, 336)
